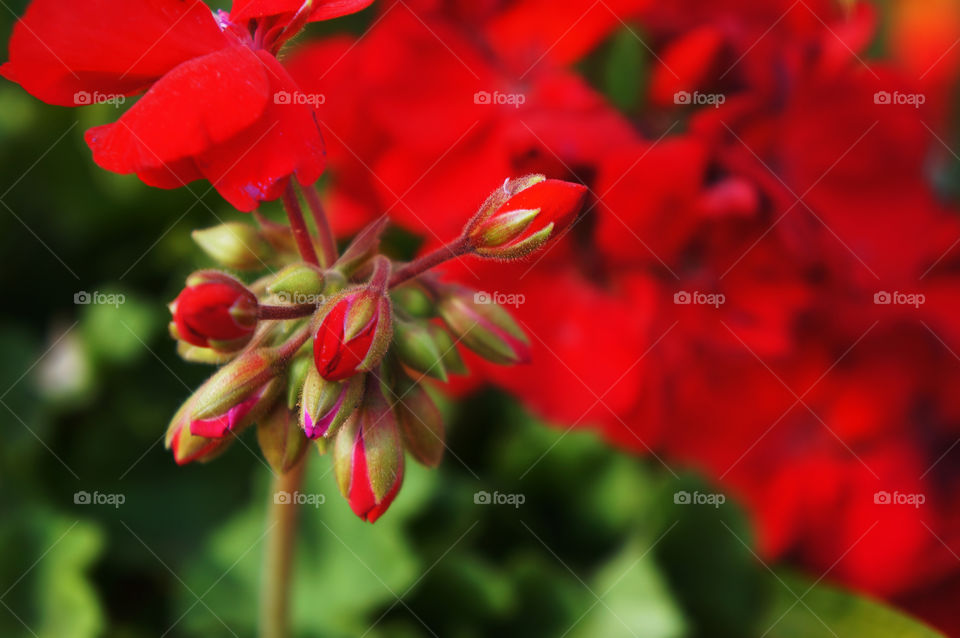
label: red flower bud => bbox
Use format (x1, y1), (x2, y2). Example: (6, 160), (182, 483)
(170, 271), (258, 352)
(333, 377), (404, 523)
(313, 258), (393, 381)
(465, 175), (588, 259)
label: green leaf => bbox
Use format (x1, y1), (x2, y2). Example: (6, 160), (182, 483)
(569, 536), (686, 638)
(764, 572), (945, 638)
(603, 25), (647, 112)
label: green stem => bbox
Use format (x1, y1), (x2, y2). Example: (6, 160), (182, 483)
(258, 303), (318, 321)
(282, 183), (320, 267)
(260, 456), (308, 638)
(388, 237), (472, 289)
(301, 184), (338, 268)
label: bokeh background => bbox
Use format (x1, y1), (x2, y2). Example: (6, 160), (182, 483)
(2, 0), (959, 636)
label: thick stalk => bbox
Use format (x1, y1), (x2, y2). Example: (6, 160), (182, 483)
(260, 456), (308, 638)
(301, 185), (338, 268)
(258, 303), (318, 321)
(281, 183), (320, 266)
(388, 237), (472, 288)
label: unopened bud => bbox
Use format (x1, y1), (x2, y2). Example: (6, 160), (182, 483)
(257, 402), (309, 474)
(299, 366), (364, 439)
(333, 377), (404, 522)
(392, 319), (455, 381)
(188, 348), (283, 437)
(170, 271), (258, 352)
(464, 175), (587, 260)
(268, 263), (325, 299)
(165, 398), (232, 465)
(391, 284), (435, 319)
(437, 285), (531, 365)
(391, 373), (445, 468)
(313, 258), (393, 381)
(192, 222), (272, 270)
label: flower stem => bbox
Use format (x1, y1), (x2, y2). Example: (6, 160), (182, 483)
(389, 237), (472, 288)
(260, 456), (308, 638)
(258, 303), (318, 320)
(301, 184), (338, 268)
(282, 183), (320, 267)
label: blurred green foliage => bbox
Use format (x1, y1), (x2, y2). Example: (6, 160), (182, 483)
(0, 2), (944, 636)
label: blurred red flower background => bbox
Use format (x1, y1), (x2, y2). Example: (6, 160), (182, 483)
(283, 0), (960, 633)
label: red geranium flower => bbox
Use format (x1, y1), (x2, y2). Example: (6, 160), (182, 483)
(1, 0), (372, 211)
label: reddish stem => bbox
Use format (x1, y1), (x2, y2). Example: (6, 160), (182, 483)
(301, 185), (338, 268)
(258, 304), (318, 320)
(281, 183), (320, 266)
(388, 237), (472, 288)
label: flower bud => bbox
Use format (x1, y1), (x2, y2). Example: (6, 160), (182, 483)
(299, 365), (364, 439)
(464, 175), (587, 259)
(257, 402), (309, 474)
(267, 263), (325, 301)
(333, 377), (405, 522)
(391, 284), (435, 319)
(391, 373), (445, 468)
(437, 285), (531, 365)
(313, 258), (393, 381)
(192, 222), (272, 271)
(170, 271), (258, 352)
(165, 398), (232, 465)
(392, 319), (461, 381)
(188, 348), (283, 438)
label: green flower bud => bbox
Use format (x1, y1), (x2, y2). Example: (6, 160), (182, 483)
(192, 222), (272, 271)
(257, 403), (309, 474)
(437, 285), (531, 365)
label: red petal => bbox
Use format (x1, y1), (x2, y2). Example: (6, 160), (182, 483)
(1, 0), (227, 106)
(230, 0), (373, 23)
(501, 179), (588, 234)
(193, 51), (325, 211)
(85, 46), (270, 179)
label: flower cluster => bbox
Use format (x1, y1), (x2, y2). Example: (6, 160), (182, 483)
(279, 0), (960, 630)
(164, 175), (585, 521)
